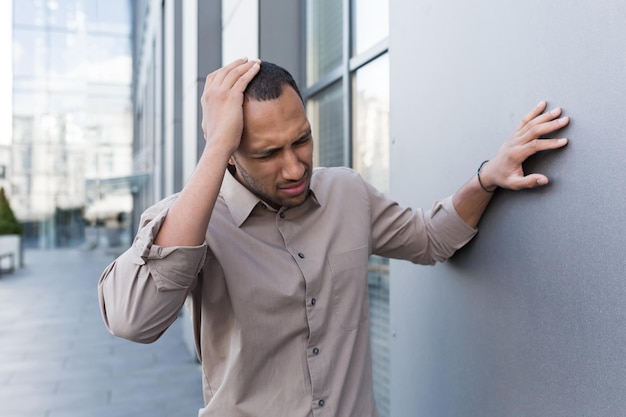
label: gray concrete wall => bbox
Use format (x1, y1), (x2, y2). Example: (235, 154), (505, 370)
(163, 0), (184, 196)
(259, 0), (304, 89)
(389, 1), (626, 416)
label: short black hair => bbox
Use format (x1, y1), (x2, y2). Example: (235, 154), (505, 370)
(244, 61), (303, 103)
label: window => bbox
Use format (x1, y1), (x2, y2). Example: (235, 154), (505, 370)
(306, 0), (343, 86)
(352, 55), (389, 193)
(12, 0), (132, 248)
(307, 81), (345, 168)
(352, 54), (390, 417)
(352, 0), (389, 56)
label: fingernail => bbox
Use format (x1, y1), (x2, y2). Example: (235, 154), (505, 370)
(537, 178), (548, 185)
(537, 101), (545, 107)
(550, 107), (561, 115)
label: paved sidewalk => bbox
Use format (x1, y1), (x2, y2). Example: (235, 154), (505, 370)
(0, 249), (203, 417)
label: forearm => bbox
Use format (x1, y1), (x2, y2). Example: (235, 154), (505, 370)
(452, 163), (495, 228)
(98, 248), (194, 343)
(98, 194), (207, 343)
(155, 142), (231, 247)
(156, 58), (260, 247)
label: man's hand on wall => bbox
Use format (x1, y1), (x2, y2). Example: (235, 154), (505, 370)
(478, 101), (569, 191)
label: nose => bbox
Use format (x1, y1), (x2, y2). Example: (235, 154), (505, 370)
(281, 149), (305, 181)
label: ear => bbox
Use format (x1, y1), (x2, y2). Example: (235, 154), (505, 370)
(228, 155), (236, 166)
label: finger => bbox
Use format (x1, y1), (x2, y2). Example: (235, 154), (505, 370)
(519, 106), (564, 137)
(201, 59), (255, 103)
(508, 173), (550, 190)
(522, 116), (570, 143)
(517, 101), (547, 130)
(221, 59), (260, 91)
(522, 137), (569, 154)
(211, 57), (250, 86)
(518, 137), (568, 160)
(231, 61), (261, 93)
(523, 173), (550, 188)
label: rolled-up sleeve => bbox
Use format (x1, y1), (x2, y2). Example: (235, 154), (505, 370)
(421, 195), (477, 261)
(98, 195), (207, 343)
(367, 179), (477, 265)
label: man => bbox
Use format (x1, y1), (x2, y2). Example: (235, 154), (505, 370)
(98, 58), (569, 416)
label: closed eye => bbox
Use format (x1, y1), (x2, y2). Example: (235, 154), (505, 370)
(294, 135), (311, 146)
(257, 151), (278, 160)
(253, 132), (311, 160)
(294, 131), (312, 146)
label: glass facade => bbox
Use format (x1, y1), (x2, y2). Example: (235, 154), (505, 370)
(306, 1), (390, 415)
(353, 55), (391, 417)
(352, 0), (389, 56)
(306, 0), (343, 86)
(307, 81), (345, 168)
(11, 0), (133, 249)
(352, 56), (389, 193)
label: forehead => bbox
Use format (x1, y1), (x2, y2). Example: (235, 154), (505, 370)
(241, 87), (309, 147)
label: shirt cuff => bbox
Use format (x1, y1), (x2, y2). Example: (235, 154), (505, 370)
(429, 195), (478, 249)
(131, 205), (207, 291)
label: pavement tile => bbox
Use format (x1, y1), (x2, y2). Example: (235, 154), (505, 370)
(0, 248), (204, 417)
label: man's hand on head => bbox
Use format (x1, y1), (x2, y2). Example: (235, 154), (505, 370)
(200, 58), (261, 155)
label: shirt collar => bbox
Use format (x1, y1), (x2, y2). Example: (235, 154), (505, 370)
(220, 169), (321, 227)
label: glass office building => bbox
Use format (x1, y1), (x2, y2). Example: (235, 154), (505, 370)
(11, 0), (133, 248)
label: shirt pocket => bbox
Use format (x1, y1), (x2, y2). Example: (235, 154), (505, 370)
(328, 245), (370, 331)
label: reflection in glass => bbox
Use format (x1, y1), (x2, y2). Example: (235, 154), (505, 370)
(13, 0), (46, 27)
(353, 55), (389, 193)
(367, 254), (390, 417)
(12, 29), (47, 79)
(11, 0), (133, 249)
(352, 0), (389, 56)
(352, 54), (390, 417)
(307, 81), (345, 168)
(306, 0), (343, 86)
(13, 0), (131, 33)
(83, 0), (132, 34)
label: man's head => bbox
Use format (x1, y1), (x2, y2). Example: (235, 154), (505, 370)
(243, 61), (303, 104)
(230, 61), (313, 210)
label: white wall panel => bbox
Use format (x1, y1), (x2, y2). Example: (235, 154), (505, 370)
(222, 0), (258, 63)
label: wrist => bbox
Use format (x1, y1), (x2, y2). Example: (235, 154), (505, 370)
(476, 160), (497, 193)
(202, 135), (239, 161)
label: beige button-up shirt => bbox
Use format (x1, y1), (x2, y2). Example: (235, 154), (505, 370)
(98, 167), (476, 417)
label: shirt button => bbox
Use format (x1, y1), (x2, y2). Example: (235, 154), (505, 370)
(312, 347), (320, 355)
(311, 298), (316, 306)
(298, 252), (305, 259)
(318, 399), (325, 407)
(279, 212), (285, 219)
(260, 203), (267, 209)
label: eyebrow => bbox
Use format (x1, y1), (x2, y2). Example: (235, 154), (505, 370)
(251, 130), (312, 156)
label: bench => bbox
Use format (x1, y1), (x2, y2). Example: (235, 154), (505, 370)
(0, 253), (15, 275)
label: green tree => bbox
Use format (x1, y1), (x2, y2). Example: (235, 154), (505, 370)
(0, 187), (23, 235)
